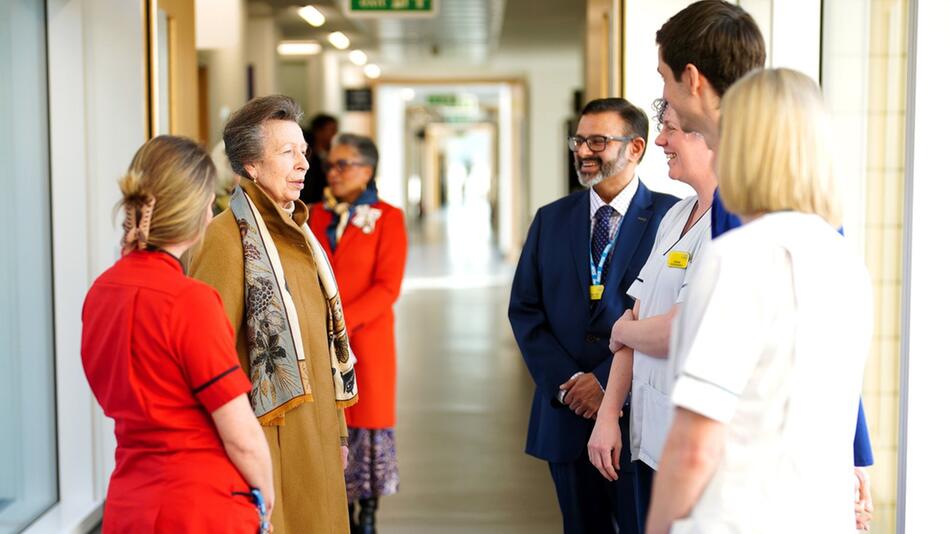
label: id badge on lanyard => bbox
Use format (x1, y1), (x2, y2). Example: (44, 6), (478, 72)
(589, 238), (616, 301)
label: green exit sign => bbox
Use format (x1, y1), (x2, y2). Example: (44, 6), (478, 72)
(346, 0), (437, 18)
(426, 94), (458, 106)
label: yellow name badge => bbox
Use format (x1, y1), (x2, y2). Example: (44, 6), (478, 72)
(667, 251), (690, 269)
(589, 284), (605, 301)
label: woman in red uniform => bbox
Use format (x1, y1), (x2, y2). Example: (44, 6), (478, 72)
(81, 136), (274, 533)
(308, 133), (408, 534)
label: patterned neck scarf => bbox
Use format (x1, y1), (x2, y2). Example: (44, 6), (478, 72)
(324, 183), (378, 250)
(231, 185), (358, 426)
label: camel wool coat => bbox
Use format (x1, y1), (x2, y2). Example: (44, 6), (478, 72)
(189, 179), (349, 534)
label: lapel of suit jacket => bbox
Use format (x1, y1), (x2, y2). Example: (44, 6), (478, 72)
(570, 193), (592, 299)
(590, 183), (655, 321)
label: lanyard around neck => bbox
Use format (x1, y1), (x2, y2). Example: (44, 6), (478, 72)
(589, 218), (622, 286)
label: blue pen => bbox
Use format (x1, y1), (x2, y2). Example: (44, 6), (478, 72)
(250, 488), (270, 534)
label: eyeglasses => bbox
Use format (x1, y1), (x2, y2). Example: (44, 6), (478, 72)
(324, 159), (369, 173)
(567, 135), (633, 153)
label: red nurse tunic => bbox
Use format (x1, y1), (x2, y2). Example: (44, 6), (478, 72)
(81, 250), (259, 533)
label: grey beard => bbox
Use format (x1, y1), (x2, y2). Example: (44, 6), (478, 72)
(575, 152), (629, 188)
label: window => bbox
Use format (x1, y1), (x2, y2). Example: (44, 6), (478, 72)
(0, 2), (59, 531)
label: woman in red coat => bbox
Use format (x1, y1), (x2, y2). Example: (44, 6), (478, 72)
(308, 133), (408, 534)
(81, 136), (274, 533)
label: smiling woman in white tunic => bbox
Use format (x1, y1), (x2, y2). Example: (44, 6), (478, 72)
(645, 68), (872, 534)
(587, 99), (716, 529)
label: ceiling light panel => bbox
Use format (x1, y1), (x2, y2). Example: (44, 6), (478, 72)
(297, 5), (326, 27)
(328, 31), (350, 50)
(278, 41), (322, 56)
(349, 50), (368, 66)
(364, 64), (381, 79)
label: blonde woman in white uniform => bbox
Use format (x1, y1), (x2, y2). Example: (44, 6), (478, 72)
(645, 69), (872, 534)
(587, 99), (716, 531)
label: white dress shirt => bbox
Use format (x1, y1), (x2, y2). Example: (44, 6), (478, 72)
(589, 176), (639, 242)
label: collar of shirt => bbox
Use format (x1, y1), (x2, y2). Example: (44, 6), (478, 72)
(590, 175), (639, 221)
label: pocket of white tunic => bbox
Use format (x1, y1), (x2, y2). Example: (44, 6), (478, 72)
(639, 382), (673, 469)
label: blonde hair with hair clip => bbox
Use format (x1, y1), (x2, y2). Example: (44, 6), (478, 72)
(718, 68), (842, 227)
(117, 135), (216, 254)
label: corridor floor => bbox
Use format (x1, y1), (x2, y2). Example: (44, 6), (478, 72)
(376, 206), (562, 533)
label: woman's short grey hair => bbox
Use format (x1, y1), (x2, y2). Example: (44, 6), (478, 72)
(334, 133), (379, 180)
(223, 95), (303, 178)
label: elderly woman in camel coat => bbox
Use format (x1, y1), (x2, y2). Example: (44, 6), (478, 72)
(190, 95), (356, 534)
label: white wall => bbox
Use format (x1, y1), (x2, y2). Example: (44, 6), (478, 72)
(741, 0), (822, 81)
(278, 60), (309, 115)
(375, 86), (408, 210)
(196, 0), (241, 50)
(197, 0), (246, 147)
(276, 51), (344, 126)
(822, 0), (871, 253)
(500, 47), (581, 215)
(246, 13), (279, 97)
(621, 0), (696, 199)
(314, 51), (344, 117)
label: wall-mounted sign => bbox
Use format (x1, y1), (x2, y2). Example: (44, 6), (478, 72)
(425, 94), (458, 107)
(345, 88), (373, 112)
(345, 0), (437, 18)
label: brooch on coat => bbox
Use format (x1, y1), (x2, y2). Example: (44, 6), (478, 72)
(350, 205), (382, 234)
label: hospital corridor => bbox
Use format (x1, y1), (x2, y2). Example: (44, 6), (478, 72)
(2, 0), (948, 533)
(379, 207), (560, 533)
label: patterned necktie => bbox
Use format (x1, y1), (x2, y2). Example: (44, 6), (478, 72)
(591, 205), (615, 284)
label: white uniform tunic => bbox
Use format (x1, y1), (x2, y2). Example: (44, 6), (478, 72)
(667, 212), (871, 534)
(626, 196), (711, 468)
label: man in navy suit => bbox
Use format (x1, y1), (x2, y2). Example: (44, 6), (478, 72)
(509, 98), (678, 534)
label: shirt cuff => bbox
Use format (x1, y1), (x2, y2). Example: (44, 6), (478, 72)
(557, 372), (585, 404)
(670, 372), (739, 424)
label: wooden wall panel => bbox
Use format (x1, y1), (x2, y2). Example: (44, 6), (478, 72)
(148, 0), (199, 139)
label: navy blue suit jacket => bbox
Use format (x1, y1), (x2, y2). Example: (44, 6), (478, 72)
(509, 183), (678, 468)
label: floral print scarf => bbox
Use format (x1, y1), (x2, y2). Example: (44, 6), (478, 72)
(231, 185), (358, 426)
(324, 183), (380, 250)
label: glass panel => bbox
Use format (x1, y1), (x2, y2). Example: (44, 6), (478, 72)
(823, 1), (908, 532)
(0, 1), (59, 532)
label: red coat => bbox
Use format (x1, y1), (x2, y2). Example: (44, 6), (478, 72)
(81, 250), (258, 533)
(309, 200), (408, 428)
